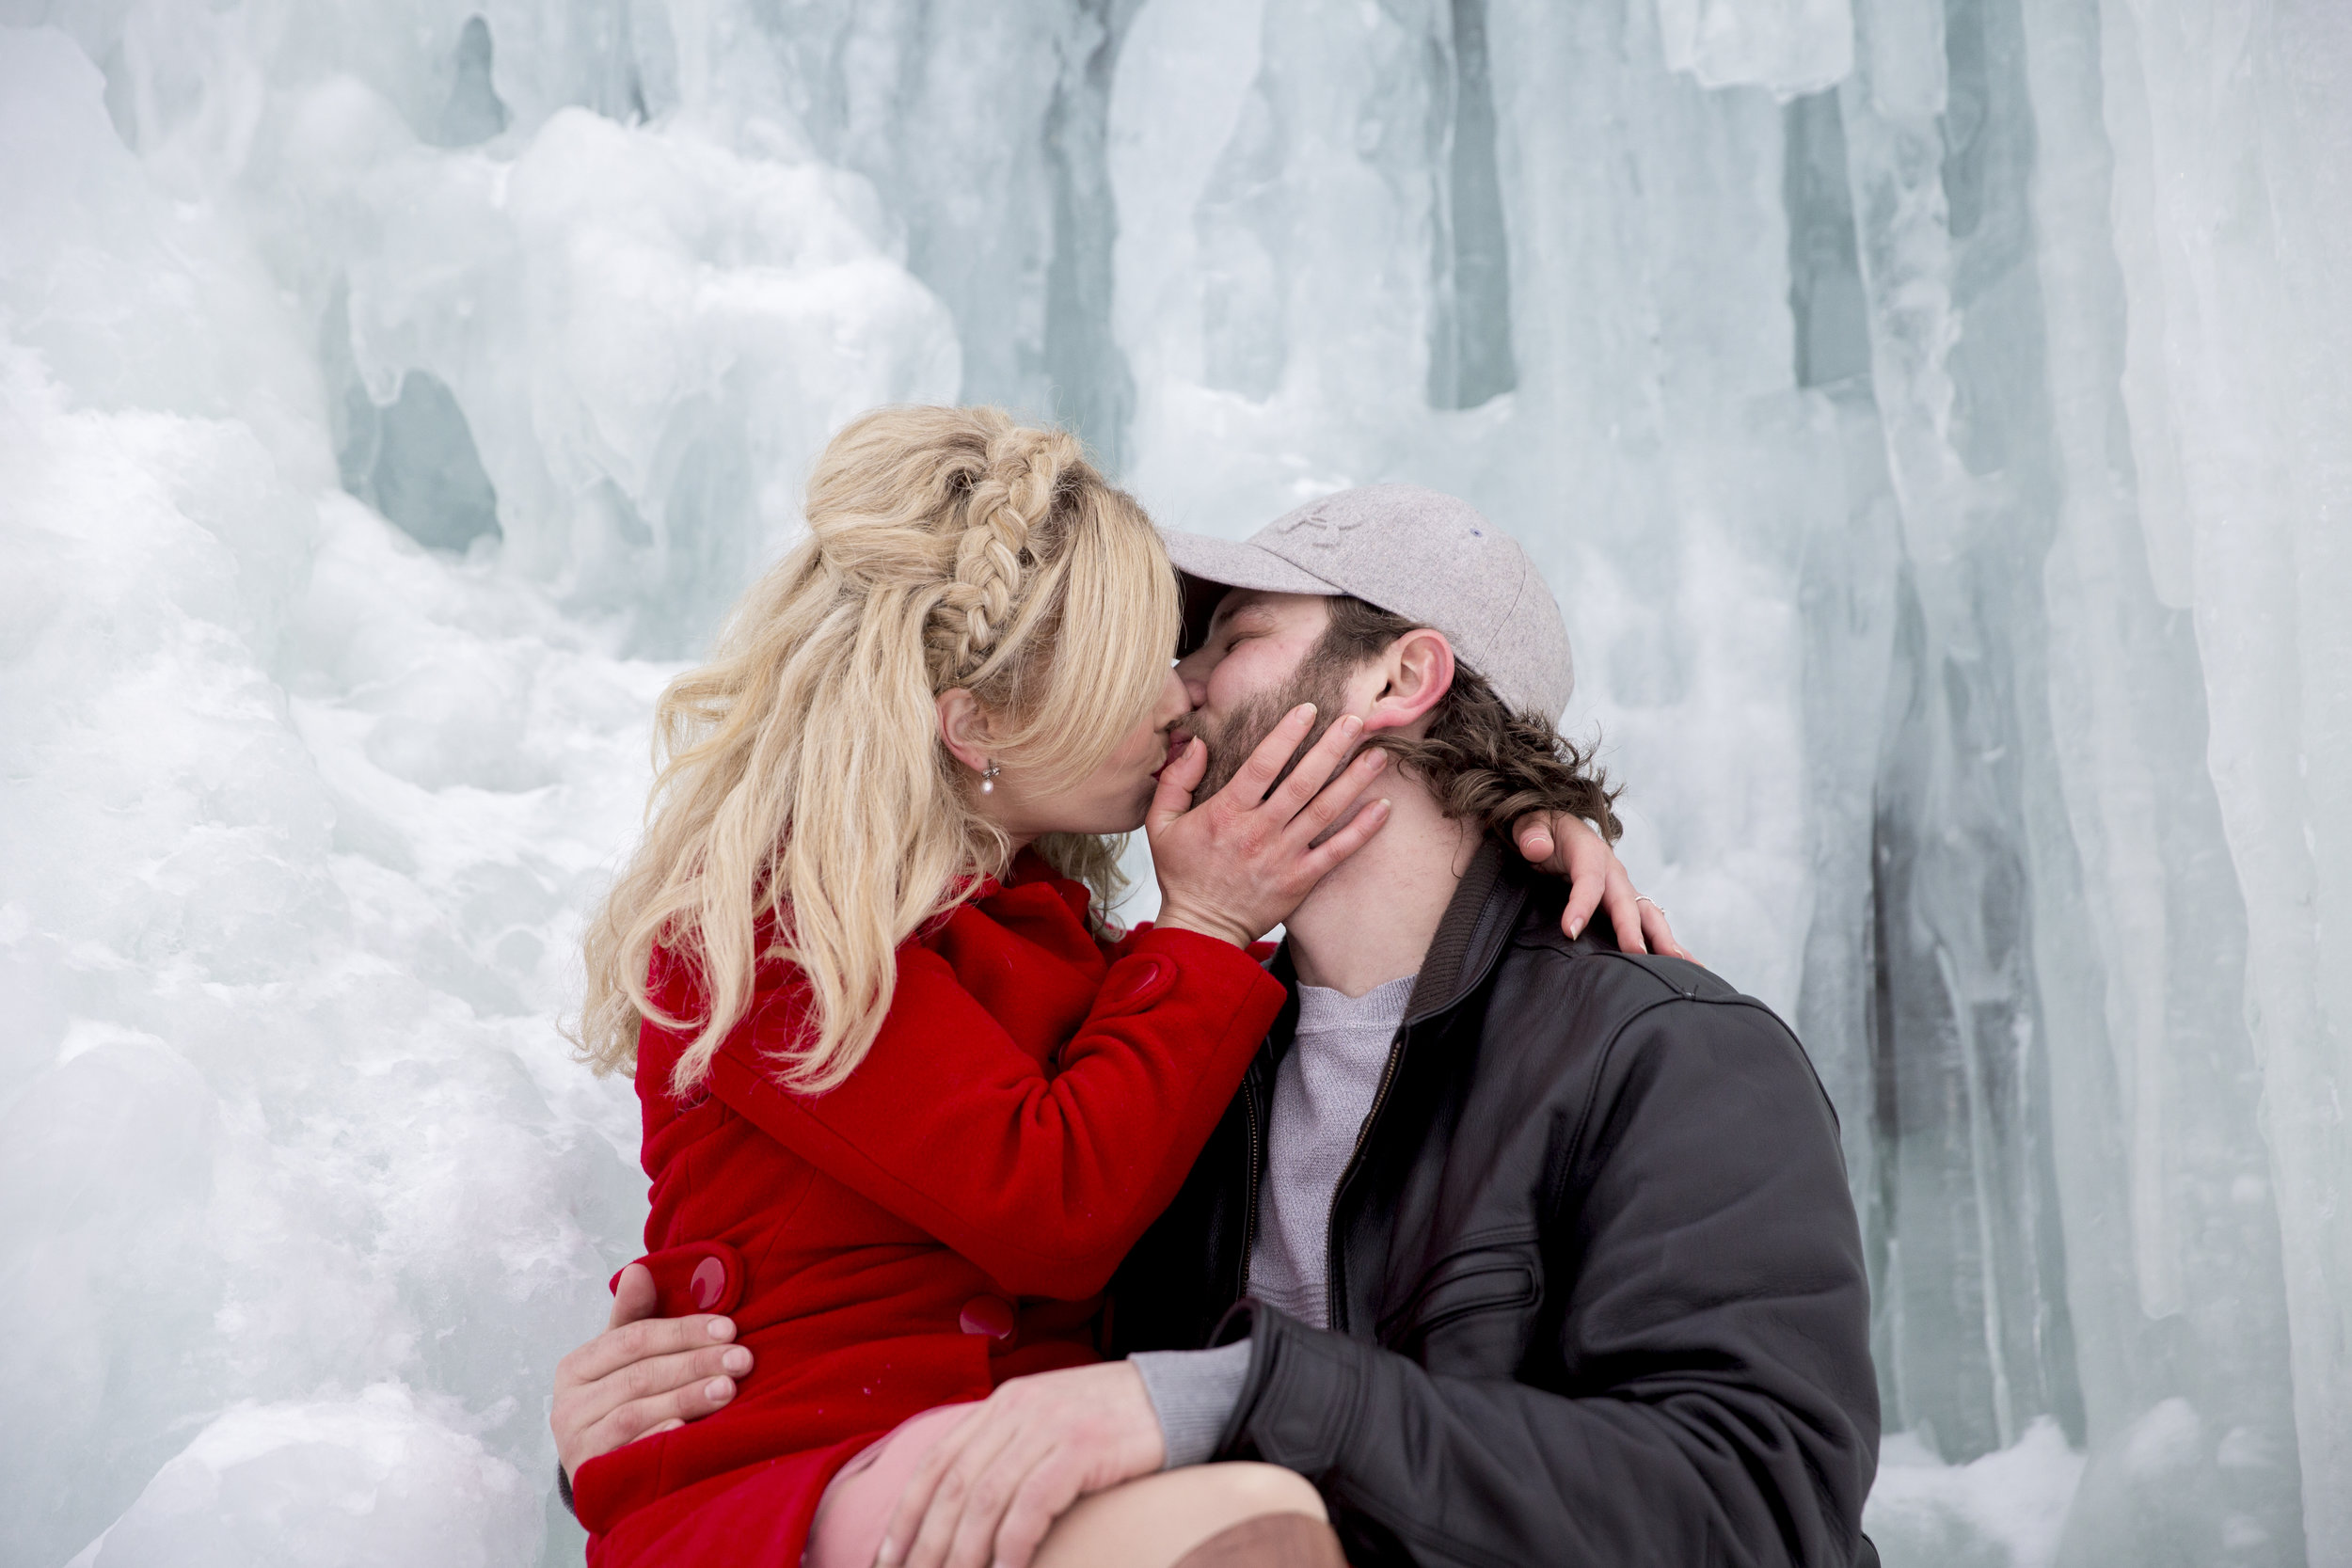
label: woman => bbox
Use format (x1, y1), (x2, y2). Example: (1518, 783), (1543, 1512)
(565, 407), (1653, 1568)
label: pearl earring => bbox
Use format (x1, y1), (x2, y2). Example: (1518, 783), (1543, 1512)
(979, 762), (1000, 795)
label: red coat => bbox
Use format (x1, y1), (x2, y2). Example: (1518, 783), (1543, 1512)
(577, 852), (1287, 1565)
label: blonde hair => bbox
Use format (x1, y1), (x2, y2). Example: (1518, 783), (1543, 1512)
(576, 406), (1179, 1096)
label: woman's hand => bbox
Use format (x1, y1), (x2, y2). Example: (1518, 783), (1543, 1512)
(1147, 705), (1391, 948)
(1510, 813), (1692, 959)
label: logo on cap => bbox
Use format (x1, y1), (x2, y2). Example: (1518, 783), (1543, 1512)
(1276, 501), (1359, 552)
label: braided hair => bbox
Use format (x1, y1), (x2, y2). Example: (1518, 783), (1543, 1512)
(577, 407), (1178, 1095)
(926, 424), (1068, 687)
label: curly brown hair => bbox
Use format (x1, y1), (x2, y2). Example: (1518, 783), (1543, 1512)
(1306, 596), (1623, 844)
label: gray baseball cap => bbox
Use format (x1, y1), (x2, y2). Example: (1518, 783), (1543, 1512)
(1160, 484), (1576, 721)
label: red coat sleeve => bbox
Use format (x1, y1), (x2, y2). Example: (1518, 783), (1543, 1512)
(705, 927), (1286, 1300)
(1102, 922), (1277, 966)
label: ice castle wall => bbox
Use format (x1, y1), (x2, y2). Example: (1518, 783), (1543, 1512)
(1, 1), (2344, 1564)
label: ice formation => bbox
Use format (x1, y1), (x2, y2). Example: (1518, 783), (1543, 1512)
(1, 2), (2344, 1566)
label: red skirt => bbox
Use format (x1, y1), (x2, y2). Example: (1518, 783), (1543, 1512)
(586, 1434), (874, 1568)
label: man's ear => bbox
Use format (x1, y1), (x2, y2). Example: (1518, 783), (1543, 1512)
(936, 688), (995, 773)
(1361, 627), (1454, 736)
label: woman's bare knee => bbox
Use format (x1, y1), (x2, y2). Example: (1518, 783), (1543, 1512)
(1194, 1462), (1326, 1522)
(1031, 1463), (1326, 1568)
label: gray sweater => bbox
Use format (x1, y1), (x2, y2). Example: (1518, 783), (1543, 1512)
(1129, 974), (1414, 1466)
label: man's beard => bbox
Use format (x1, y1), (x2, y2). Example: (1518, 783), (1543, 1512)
(1190, 659), (1357, 803)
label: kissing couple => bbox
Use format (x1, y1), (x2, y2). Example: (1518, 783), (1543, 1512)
(548, 406), (1880, 1568)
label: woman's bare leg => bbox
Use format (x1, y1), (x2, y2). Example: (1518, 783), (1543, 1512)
(1028, 1463), (1332, 1568)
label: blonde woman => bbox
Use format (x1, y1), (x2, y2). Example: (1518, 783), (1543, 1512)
(563, 407), (1634, 1568)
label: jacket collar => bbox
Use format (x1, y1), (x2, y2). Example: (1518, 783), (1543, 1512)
(1404, 833), (1528, 1025)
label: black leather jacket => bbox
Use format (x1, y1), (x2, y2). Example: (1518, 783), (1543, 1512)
(1107, 840), (1880, 1567)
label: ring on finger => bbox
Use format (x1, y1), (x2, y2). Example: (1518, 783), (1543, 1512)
(1634, 895), (1672, 923)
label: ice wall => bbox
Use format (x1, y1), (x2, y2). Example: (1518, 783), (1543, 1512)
(1, 8), (957, 1563)
(1, 1), (2345, 1566)
(1113, 3), (2347, 1562)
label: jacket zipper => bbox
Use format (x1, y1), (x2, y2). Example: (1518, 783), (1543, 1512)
(1235, 1062), (1264, 1302)
(1324, 1022), (1410, 1335)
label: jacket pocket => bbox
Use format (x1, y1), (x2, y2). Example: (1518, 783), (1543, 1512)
(1380, 1241), (1541, 1344)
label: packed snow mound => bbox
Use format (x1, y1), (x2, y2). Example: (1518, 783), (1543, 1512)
(67, 1386), (539, 1568)
(1867, 1419), (2085, 1568)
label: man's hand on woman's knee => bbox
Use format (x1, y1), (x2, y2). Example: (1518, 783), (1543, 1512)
(878, 1362), (1165, 1568)
(549, 1261), (753, 1484)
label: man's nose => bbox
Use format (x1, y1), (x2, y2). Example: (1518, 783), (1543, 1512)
(1154, 668), (1194, 725)
(1173, 651), (1210, 708)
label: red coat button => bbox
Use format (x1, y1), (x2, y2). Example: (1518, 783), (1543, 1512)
(690, 1257), (728, 1310)
(959, 1294), (1017, 1340)
(612, 1241), (745, 1318)
(1097, 956), (1176, 1015)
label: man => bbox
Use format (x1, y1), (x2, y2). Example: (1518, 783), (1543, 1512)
(553, 486), (1879, 1567)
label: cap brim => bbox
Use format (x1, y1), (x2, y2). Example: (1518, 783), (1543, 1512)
(1160, 529), (1342, 653)
(1159, 529), (1338, 596)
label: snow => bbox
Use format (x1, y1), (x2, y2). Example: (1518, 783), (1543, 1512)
(67, 1385), (540, 1568)
(2, 2), (2346, 1565)
(1867, 1418), (2086, 1568)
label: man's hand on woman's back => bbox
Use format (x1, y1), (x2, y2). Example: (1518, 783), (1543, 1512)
(550, 1262), (754, 1484)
